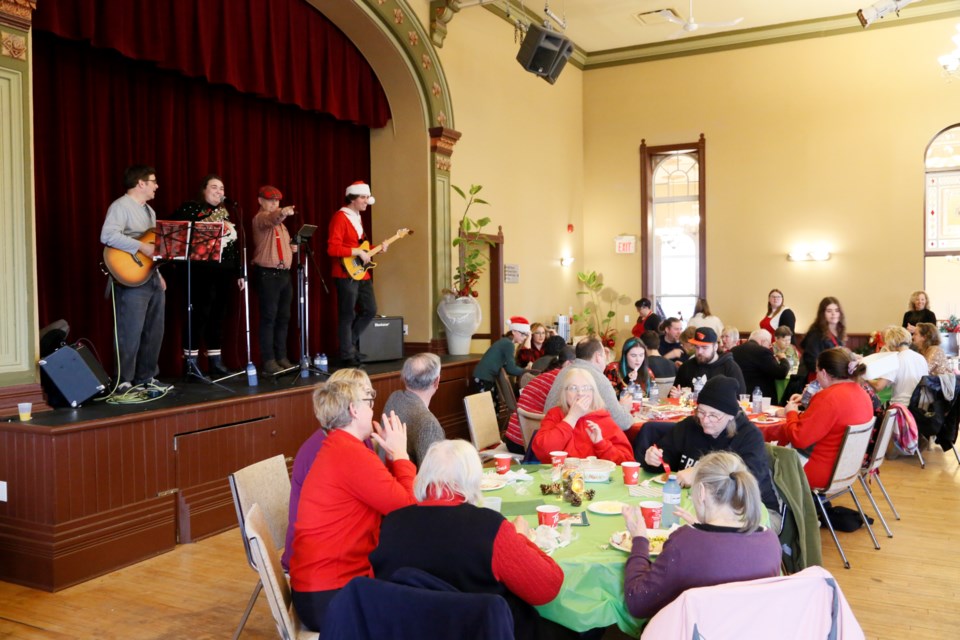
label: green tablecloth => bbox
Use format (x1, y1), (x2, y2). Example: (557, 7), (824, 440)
(494, 465), (692, 636)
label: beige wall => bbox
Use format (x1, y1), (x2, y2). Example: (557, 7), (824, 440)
(430, 6), (586, 345)
(583, 17), (960, 335)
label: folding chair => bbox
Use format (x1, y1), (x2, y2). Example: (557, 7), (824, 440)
(495, 368), (518, 429)
(809, 419), (879, 569)
(229, 455), (292, 639)
(858, 409), (900, 538)
(653, 376), (675, 401)
(464, 391), (511, 460)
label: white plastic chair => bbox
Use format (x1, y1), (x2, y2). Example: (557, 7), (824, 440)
(810, 419), (879, 569)
(858, 409), (900, 538)
(244, 503), (319, 640)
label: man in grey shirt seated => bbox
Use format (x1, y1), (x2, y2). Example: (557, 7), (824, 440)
(383, 353), (446, 467)
(544, 337), (634, 430)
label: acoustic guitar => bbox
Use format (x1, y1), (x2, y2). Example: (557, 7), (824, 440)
(102, 229), (157, 287)
(341, 228), (413, 281)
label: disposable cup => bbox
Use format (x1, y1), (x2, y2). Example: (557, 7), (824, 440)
(536, 505), (561, 527)
(639, 501), (662, 529)
(494, 453), (513, 475)
(761, 397), (772, 411)
(550, 451), (568, 469)
(621, 461), (641, 486)
(631, 400), (642, 415)
(482, 497), (502, 513)
(17, 402), (32, 421)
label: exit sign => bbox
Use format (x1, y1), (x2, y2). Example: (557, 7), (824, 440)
(615, 235), (636, 254)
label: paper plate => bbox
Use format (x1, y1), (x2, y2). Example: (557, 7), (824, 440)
(587, 500), (627, 515)
(610, 529), (672, 555)
(480, 474), (508, 491)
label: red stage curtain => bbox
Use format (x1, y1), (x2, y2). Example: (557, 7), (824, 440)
(32, 0), (390, 129)
(33, 32), (378, 376)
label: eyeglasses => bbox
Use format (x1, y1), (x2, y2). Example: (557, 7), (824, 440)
(144, 178), (158, 184)
(564, 385), (594, 394)
(359, 397), (375, 408)
(533, 330), (546, 335)
(697, 409), (729, 423)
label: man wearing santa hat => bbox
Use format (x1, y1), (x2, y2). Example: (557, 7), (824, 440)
(472, 316), (531, 393)
(327, 181), (382, 365)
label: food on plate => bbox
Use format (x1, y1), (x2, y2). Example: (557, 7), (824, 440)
(480, 474), (507, 491)
(610, 529), (672, 555)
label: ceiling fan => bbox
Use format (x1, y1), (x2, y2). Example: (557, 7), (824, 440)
(658, 0), (744, 39)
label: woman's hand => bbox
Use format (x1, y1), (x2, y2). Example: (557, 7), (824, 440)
(585, 420), (603, 444)
(513, 516), (533, 539)
(644, 444), (664, 468)
(674, 506), (698, 525)
(675, 467), (695, 487)
(627, 369), (638, 383)
(668, 385), (681, 398)
(371, 411), (410, 461)
(566, 394), (591, 423)
(622, 504), (648, 539)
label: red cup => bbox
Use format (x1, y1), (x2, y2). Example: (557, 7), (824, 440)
(639, 501), (662, 529)
(631, 400), (642, 415)
(550, 450), (568, 469)
(536, 505), (561, 527)
(494, 453), (512, 475)
(621, 461), (641, 486)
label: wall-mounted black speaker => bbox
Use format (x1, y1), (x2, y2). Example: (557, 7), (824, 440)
(516, 23), (574, 85)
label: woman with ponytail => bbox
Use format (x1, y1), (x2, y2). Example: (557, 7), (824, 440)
(776, 348), (874, 489)
(621, 451), (781, 619)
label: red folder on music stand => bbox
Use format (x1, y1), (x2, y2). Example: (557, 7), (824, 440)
(154, 220), (225, 262)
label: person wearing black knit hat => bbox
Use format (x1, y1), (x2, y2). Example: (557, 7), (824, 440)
(641, 375), (780, 522)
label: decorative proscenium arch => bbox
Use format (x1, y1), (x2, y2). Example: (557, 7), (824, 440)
(310, 0), (460, 348)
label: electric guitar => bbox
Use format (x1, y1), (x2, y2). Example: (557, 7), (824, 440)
(102, 229), (157, 287)
(341, 228), (413, 281)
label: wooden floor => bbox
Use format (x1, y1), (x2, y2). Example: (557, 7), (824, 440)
(0, 449), (957, 639)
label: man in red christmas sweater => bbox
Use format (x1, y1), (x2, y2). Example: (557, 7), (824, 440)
(327, 181), (383, 365)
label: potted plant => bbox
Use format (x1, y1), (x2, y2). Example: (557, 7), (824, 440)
(437, 185), (493, 355)
(571, 271), (632, 349)
(940, 315), (960, 357)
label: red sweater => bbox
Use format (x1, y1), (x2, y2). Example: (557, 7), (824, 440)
(289, 429), (416, 592)
(418, 496), (564, 605)
(327, 208), (368, 279)
(780, 381), (874, 489)
(533, 407), (636, 463)
(504, 369), (561, 447)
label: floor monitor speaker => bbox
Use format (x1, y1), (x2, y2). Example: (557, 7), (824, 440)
(39, 344), (109, 407)
(359, 316), (404, 363)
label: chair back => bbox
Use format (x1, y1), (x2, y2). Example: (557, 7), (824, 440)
(817, 419), (875, 494)
(496, 368), (518, 413)
(519, 371), (537, 389)
(464, 391), (502, 450)
(865, 409), (897, 474)
(517, 408), (545, 449)
(229, 454), (291, 572)
(654, 376), (675, 401)
(244, 504), (319, 640)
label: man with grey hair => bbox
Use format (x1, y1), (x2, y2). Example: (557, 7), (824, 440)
(544, 337), (635, 430)
(731, 329), (789, 401)
(383, 353), (446, 467)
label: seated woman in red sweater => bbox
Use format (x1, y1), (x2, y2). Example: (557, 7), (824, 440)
(371, 439), (563, 640)
(776, 348), (874, 489)
(289, 379), (416, 632)
(532, 367), (635, 463)
(621, 451), (782, 619)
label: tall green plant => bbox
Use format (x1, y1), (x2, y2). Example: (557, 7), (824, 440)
(445, 184), (494, 298)
(572, 271), (632, 348)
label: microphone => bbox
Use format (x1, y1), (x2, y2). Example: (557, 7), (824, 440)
(221, 196), (238, 206)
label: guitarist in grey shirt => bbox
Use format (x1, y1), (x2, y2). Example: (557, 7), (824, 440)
(100, 165), (170, 392)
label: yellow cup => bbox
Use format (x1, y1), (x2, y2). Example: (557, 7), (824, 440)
(18, 402), (32, 421)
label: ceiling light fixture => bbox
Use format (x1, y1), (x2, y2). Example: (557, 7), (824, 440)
(857, 0), (920, 28)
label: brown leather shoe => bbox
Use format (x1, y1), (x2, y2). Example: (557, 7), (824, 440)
(277, 357), (294, 369)
(263, 359), (283, 375)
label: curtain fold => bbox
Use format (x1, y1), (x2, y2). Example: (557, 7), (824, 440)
(34, 32), (375, 376)
(33, 0), (391, 129)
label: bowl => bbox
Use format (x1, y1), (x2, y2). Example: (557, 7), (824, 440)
(581, 457), (616, 482)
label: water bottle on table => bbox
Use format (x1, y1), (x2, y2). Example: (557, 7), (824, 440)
(751, 386), (763, 414)
(662, 474), (681, 528)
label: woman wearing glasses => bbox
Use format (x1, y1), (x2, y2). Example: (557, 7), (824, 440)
(640, 375), (780, 520)
(515, 322), (548, 368)
(289, 377), (415, 631)
(532, 367), (635, 463)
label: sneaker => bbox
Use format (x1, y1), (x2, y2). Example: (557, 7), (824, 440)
(143, 378), (174, 392)
(116, 381), (133, 393)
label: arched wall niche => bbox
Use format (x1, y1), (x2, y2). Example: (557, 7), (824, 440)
(309, 0), (458, 347)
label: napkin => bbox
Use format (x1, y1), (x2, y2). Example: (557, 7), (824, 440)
(532, 523), (573, 554)
(629, 481), (663, 498)
(502, 469), (533, 483)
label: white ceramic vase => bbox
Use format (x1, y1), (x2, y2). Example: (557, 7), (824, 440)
(437, 295), (483, 355)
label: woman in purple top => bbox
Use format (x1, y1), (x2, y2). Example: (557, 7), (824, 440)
(281, 368), (377, 569)
(621, 451), (781, 619)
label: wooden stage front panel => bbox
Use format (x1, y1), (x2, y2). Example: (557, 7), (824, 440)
(0, 357), (478, 591)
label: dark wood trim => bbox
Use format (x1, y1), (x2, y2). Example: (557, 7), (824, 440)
(461, 226), (504, 341)
(403, 339), (450, 355)
(0, 382), (51, 420)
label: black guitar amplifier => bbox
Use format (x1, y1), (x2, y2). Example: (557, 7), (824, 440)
(39, 344), (110, 408)
(359, 316), (404, 362)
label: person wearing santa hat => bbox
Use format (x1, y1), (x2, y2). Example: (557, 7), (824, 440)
(472, 316), (531, 394)
(327, 181), (382, 365)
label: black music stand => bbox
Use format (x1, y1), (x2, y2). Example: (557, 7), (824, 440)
(284, 223), (326, 382)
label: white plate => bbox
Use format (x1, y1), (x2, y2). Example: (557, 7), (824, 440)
(650, 473), (668, 485)
(480, 474), (508, 491)
(754, 417), (781, 425)
(587, 500), (627, 515)
(610, 529), (672, 555)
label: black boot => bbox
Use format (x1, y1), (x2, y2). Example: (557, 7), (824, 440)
(208, 354), (231, 377)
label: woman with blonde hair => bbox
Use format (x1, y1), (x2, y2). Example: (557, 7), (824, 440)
(371, 440), (563, 639)
(621, 450), (781, 619)
(914, 322), (951, 375)
(532, 367), (635, 463)
(871, 325), (929, 405)
(902, 290), (936, 335)
(516, 322), (548, 368)
(719, 326), (740, 353)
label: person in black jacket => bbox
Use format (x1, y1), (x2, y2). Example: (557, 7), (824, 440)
(800, 296), (846, 383)
(670, 327), (746, 396)
(731, 330), (790, 401)
(902, 290), (937, 335)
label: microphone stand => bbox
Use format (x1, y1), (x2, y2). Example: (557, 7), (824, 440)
(286, 225), (326, 385)
(211, 198), (250, 384)
(184, 220), (233, 393)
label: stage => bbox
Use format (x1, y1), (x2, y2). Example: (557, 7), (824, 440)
(0, 354), (480, 592)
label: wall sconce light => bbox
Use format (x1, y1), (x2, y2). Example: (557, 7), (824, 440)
(857, 0), (919, 28)
(560, 256), (575, 267)
(787, 245), (832, 262)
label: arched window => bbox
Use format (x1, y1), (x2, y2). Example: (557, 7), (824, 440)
(924, 124), (960, 320)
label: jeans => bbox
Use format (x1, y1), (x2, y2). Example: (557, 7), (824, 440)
(114, 271), (165, 384)
(335, 277), (376, 359)
(254, 266), (293, 362)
